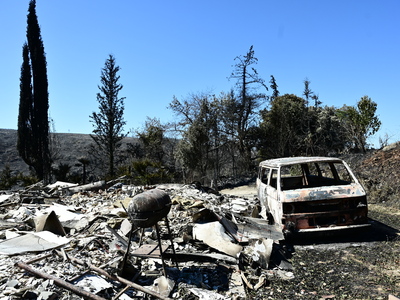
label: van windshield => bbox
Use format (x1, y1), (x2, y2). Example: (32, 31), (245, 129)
(280, 161), (354, 191)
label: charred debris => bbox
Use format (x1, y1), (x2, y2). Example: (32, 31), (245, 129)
(0, 180), (289, 299)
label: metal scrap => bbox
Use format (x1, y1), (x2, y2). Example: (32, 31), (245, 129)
(0, 182), (286, 299)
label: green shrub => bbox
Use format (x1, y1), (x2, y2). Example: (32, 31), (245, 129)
(120, 159), (172, 185)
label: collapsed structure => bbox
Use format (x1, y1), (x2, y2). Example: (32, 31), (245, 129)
(0, 180), (287, 299)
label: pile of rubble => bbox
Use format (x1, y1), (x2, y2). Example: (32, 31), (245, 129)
(0, 180), (290, 299)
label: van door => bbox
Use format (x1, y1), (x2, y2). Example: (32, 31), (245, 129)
(257, 167), (281, 225)
(257, 166), (269, 208)
(266, 168), (282, 226)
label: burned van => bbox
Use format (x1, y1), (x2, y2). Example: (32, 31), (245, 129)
(256, 157), (369, 233)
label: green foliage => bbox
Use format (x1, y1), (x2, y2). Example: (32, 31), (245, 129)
(90, 54), (126, 178)
(259, 78), (355, 158)
(18, 173), (39, 187)
(18, 0), (51, 183)
(260, 94), (307, 157)
(259, 95), (349, 158)
(17, 43), (33, 166)
(269, 75), (279, 101)
(311, 106), (348, 154)
(0, 166), (38, 190)
(355, 96), (381, 136)
(125, 160), (172, 185)
(337, 95), (381, 152)
(136, 117), (165, 163)
(125, 118), (178, 184)
(178, 118), (209, 171)
(0, 166), (18, 189)
(77, 157), (90, 184)
(303, 78), (313, 106)
(52, 163), (71, 182)
(259, 93), (380, 157)
(171, 93), (217, 182)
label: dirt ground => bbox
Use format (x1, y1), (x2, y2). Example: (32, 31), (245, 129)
(220, 184), (257, 199)
(220, 184), (400, 300)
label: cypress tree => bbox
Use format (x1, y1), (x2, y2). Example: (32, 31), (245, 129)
(17, 43), (34, 166)
(17, 0), (50, 183)
(90, 54), (126, 178)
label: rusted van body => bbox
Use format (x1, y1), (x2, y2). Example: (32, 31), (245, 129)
(256, 157), (370, 233)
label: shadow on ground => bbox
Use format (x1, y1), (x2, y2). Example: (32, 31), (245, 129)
(285, 218), (399, 248)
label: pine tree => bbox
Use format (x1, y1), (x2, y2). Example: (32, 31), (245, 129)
(90, 54), (126, 178)
(17, 0), (50, 183)
(269, 75), (279, 101)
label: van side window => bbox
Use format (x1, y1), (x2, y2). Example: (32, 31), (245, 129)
(261, 167), (270, 184)
(270, 169), (278, 189)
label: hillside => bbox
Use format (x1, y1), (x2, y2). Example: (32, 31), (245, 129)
(0, 128), (136, 177)
(0, 129), (29, 174)
(340, 143), (400, 207)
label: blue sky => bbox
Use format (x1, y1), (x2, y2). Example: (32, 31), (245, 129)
(1, 0), (399, 147)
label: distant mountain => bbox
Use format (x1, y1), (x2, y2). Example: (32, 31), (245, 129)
(0, 129), (28, 174)
(0, 128), (136, 177)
